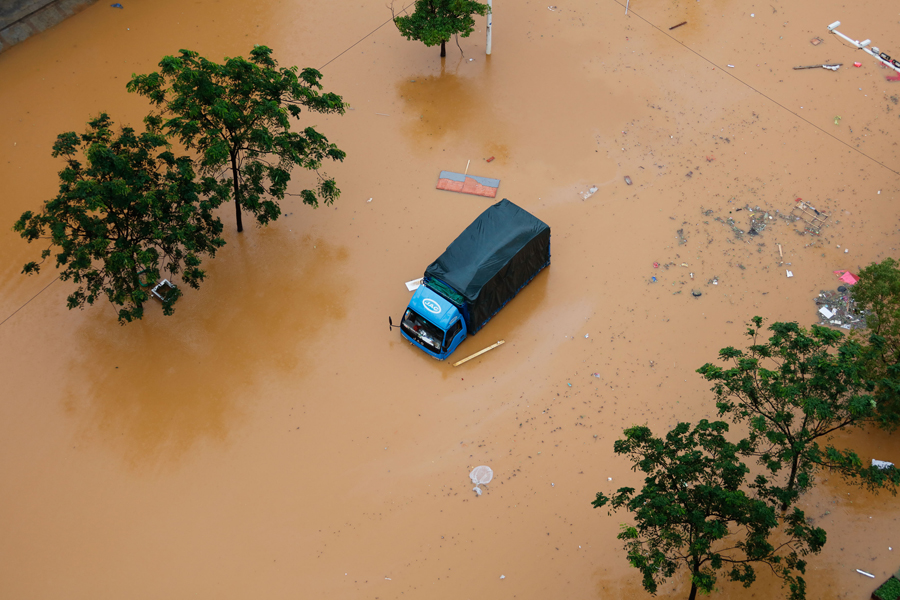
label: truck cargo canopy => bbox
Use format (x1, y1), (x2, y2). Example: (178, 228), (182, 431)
(424, 199), (550, 332)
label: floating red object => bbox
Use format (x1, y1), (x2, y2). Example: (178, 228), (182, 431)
(834, 270), (860, 285)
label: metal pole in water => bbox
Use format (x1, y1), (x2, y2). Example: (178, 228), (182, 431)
(486, 0), (492, 55)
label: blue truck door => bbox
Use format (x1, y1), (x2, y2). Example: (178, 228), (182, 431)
(441, 318), (467, 358)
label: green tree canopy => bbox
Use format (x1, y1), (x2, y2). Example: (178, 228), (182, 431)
(593, 420), (825, 600)
(697, 317), (900, 509)
(127, 46), (346, 233)
(851, 258), (900, 428)
(854, 258), (900, 346)
(14, 113), (227, 323)
(393, 0), (489, 57)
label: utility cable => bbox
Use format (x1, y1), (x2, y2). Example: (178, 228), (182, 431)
(319, 2), (415, 70)
(0, 276), (59, 328)
(615, 1), (900, 177)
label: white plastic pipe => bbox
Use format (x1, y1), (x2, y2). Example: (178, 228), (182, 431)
(827, 21), (900, 73)
(486, 0), (492, 55)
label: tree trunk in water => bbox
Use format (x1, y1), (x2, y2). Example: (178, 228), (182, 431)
(230, 152), (243, 233)
(782, 457), (800, 512)
(440, 40), (446, 57)
(688, 560), (700, 600)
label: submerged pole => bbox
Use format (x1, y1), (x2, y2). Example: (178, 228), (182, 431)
(486, 0), (492, 55)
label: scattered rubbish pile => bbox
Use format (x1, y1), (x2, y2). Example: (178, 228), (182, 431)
(700, 198), (831, 241)
(470, 465), (494, 496)
(814, 269), (869, 329)
(703, 204), (788, 240)
(814, 287), (867, 330)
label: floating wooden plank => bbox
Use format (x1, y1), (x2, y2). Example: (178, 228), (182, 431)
(453, 340), (505, 367)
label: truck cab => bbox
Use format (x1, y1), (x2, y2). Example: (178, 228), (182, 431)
(399, 285), (467, 360)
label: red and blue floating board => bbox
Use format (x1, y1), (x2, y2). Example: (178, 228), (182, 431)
(436, 171), (500, 198)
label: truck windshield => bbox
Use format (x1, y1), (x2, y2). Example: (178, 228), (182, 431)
(401, 308), (446, 353)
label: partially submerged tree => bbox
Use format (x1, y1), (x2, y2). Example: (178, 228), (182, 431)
(14, 113), (227, 323)
(593, 420), (825, 600)
(697, 317), (900, 509)
(854, 258), (900, 346)
(393, 0), (489, 58)
(851, 258), (900, 428)
(127, 46), (346, 233)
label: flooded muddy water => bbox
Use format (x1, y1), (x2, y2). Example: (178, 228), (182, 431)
(1, 0), (899, 598)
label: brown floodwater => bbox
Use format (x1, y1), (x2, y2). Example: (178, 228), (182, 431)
(1, 0), (899, 598)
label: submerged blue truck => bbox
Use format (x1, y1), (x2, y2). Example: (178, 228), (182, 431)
(395, 199), (550, 360)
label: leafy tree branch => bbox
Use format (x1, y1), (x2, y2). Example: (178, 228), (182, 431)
(393, 0), (489, 57)
(14, 114), (228, 323)
(593, 420), (825, 600)
(128, 46), (346, 233)
(697, 317), (899, 509)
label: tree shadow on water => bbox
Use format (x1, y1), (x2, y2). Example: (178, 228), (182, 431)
(63, 233), (350, 470)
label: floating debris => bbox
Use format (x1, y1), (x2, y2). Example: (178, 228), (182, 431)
(791, 200), (830, 234)
(676, 228), (688, 245)
(748, 209), (774, 235)
(582, 185), (599, 199)
(470, 465), (494, 496)
(701, 202), (810, 241)
(814, 288), (867, 330)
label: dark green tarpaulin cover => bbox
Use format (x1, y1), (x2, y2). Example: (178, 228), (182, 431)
(424, 199), (550, 333)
